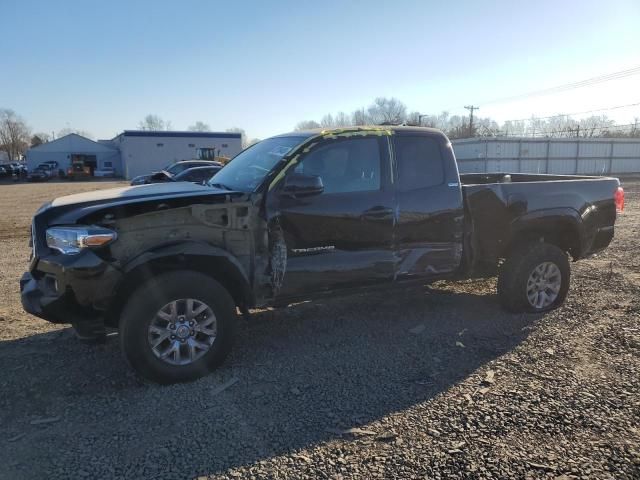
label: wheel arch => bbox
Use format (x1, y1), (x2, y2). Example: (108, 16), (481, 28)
(105, 242), (254, 328)
(505, 208), (584, 260)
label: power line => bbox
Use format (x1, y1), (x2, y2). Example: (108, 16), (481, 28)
(478, 65), (640, 106)
(501, 101), (640, 124)
(494, 122), (639, 138)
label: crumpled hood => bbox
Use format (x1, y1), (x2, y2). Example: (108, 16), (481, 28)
(40, 181), (242, 227)
(50, 182), (221, 207)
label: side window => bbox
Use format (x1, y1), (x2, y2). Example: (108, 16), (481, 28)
(395, 136), (444, 191)
(294, 137), (381, 194)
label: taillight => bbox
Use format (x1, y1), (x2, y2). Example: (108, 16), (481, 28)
(615, 186), (624, 213)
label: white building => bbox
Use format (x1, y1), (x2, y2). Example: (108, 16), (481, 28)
(106, 130), (243, 179)
(26, 134), (121, 175)
(25, 130), (243, 179)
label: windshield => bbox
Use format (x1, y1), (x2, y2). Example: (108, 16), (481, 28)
(164, 163), (190, 176)
(208, 136), (306, 192)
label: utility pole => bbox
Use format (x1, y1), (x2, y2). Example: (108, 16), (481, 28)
(464, 105), (479, 137)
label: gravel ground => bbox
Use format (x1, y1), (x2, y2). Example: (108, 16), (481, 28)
(0, 178), (638, 480)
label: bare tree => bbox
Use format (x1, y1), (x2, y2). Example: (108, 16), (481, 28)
(138, 114), (172, 131)
(443, 115), (468, 139)
(188, 121), (211, 132)
(351, 108), (369, 126)
(367, 97), (407, 125)
(295, 120), (321, 131)
(333, 112), (351, 127)
(630, 117), (640, 138)
(226, 127), (248, 148)
(473, 117), (500, 137)
(435, 111), (450, 130)
(579, 115), (615, 138)
(0, 109), (31, 161)
(293, 97), (637, 140)
(320, 114), (335, 128)
(31, 132), (51, 147)
(406, 111), (421, 126)
(57, 127), (94, 139)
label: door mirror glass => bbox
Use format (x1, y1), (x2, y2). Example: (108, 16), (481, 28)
(281, 173), (324, 197)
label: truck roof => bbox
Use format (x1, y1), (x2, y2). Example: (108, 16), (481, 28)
(275, 125), (445, 139)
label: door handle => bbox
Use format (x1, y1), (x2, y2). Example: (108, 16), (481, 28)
(361, 206), (394, 220)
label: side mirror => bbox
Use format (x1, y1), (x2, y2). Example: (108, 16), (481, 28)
(281, 173), (324, 197)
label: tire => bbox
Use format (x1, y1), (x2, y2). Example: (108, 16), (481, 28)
(119, 270), (236, 384)
(497, 241), (570, 313)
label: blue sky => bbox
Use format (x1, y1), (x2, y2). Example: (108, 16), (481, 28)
(2, 0), (639, 140)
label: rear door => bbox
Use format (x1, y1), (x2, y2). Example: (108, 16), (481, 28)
(393, 133), (464, 279)
(267, 135), (395, 298)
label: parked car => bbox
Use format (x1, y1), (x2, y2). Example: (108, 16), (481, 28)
(148, 165), (222, 185)
(20, 126), (624, 384)
(42, 161), (59, 170)
(173, 166), (221, 184)
(7, 163), (28, 181)
(10, 163), (28, 174)
(35, 163), (57, 177)
(130, 160), (222, 185)
(27, 167), (50, 182)
(94, 167), (116, 178)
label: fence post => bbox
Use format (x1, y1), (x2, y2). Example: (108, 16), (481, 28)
(484, 139), (489, 173)
(518, 138), (522, 173)
(545, 139), (550, 174)
(608, 140), (614, 174)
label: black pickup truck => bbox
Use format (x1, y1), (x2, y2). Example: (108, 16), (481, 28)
(20, 127), (624, 383)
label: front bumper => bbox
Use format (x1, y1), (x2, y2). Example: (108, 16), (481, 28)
(20, 271), (76, 323)
(20, 250), (122, 326)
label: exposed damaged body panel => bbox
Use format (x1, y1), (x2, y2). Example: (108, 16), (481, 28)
(110, 201), (256, 266)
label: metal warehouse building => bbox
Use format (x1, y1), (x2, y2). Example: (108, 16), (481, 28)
(453, 137), (640, 175)
(26, 134), (121, 176)
(103, 130), (243, 179)
(26, 130), (243, 179)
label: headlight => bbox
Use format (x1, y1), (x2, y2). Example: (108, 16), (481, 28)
(46, 226), (117, 255)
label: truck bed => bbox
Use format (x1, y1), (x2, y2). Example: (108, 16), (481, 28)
(460, 172), (608, 185)
(460, 172), (620, 264)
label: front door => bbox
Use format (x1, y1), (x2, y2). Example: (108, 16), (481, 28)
(266, 135), (395, 299)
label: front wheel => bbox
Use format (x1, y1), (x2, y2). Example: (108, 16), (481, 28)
(119, 270), (236, 384)
(497, 241), (570, 313)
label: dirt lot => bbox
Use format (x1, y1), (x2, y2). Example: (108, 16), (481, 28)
(0, 179), (638, 480)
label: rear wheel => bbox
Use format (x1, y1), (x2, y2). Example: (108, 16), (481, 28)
(119, 270), (236, 384)
(497, 241), (570, 313)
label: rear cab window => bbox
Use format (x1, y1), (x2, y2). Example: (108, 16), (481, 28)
(394, 136), (444, 190)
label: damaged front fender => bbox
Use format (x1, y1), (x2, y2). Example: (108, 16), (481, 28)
(112, 241), (256, 311)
